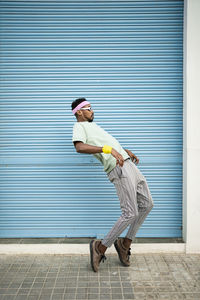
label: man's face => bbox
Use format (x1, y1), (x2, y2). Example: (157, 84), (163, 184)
(78, 104), (94, 122)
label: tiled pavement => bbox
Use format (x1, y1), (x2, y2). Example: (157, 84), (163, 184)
(0, 253), (200, 300)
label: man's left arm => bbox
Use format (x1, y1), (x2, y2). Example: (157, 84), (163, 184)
(124, 149), (139, 164)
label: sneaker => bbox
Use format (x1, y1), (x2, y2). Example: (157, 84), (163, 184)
(89, 240), (107, 272)
(114, 238), (131, 267)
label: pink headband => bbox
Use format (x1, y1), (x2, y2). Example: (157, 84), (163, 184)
(72, 101), (90, 115)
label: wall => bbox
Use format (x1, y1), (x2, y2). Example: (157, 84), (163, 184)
(185, 0), (200, 253)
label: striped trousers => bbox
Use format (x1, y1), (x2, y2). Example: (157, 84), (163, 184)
(102, 159), (154, 248)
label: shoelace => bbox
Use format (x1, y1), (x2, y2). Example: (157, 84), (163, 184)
(127, 248), (131, 261)
(100, 255), (107, 263)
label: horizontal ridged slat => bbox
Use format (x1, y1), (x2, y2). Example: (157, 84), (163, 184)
(0, 0), (183, 238)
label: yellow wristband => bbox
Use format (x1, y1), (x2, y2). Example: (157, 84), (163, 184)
(102, 145), (112, 154)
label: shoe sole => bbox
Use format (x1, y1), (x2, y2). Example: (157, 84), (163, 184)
(89, 240), (97, 272)
(114, 240), (130, 267)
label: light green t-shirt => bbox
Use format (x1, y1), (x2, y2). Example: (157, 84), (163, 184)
(72, 121), (129, 174)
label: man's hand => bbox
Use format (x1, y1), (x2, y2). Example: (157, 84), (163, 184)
(125, 149), (139, 164)
(111, 148), (124, 167)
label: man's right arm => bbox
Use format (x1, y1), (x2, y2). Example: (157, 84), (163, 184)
(74, 141), (103, 154)
(74, 141), (125, 166)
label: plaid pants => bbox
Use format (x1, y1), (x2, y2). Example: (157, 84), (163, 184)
(102, 159), (154, 248)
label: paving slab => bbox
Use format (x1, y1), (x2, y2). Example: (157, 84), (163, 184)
(0, 253), (199, 300)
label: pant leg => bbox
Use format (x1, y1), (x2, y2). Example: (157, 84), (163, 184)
(102, 160), (140, 248)
(126, 177), (154, 240)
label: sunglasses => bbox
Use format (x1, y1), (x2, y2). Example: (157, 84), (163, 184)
(80, 107), (92, 111)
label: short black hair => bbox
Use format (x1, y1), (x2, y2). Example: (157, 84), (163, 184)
(71, 97), (87, 111)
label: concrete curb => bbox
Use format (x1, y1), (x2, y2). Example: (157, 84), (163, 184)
(0, 243), (186, 254)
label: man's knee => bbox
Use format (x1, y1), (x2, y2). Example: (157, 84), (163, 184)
(138, 195), (153, 212)
(122, 210), (139, 222)
(146, 198), (154, 212)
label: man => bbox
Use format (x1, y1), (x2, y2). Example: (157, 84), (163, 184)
(71, 97), (153, 272)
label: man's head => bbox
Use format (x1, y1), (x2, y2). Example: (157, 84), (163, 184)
(71, 97), (94, 122)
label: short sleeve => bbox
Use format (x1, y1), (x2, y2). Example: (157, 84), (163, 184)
(72, 123), (87, 143)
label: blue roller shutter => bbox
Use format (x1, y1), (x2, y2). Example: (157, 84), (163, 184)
(0, 0), (183, 238)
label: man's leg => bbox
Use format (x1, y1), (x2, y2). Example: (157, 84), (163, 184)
(101, 160), (153, 250)
(125, 178), (154, 241)
(90, 162), (138, 272)
(101, 161), (139, 248)
(90, 161), (152, 272)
